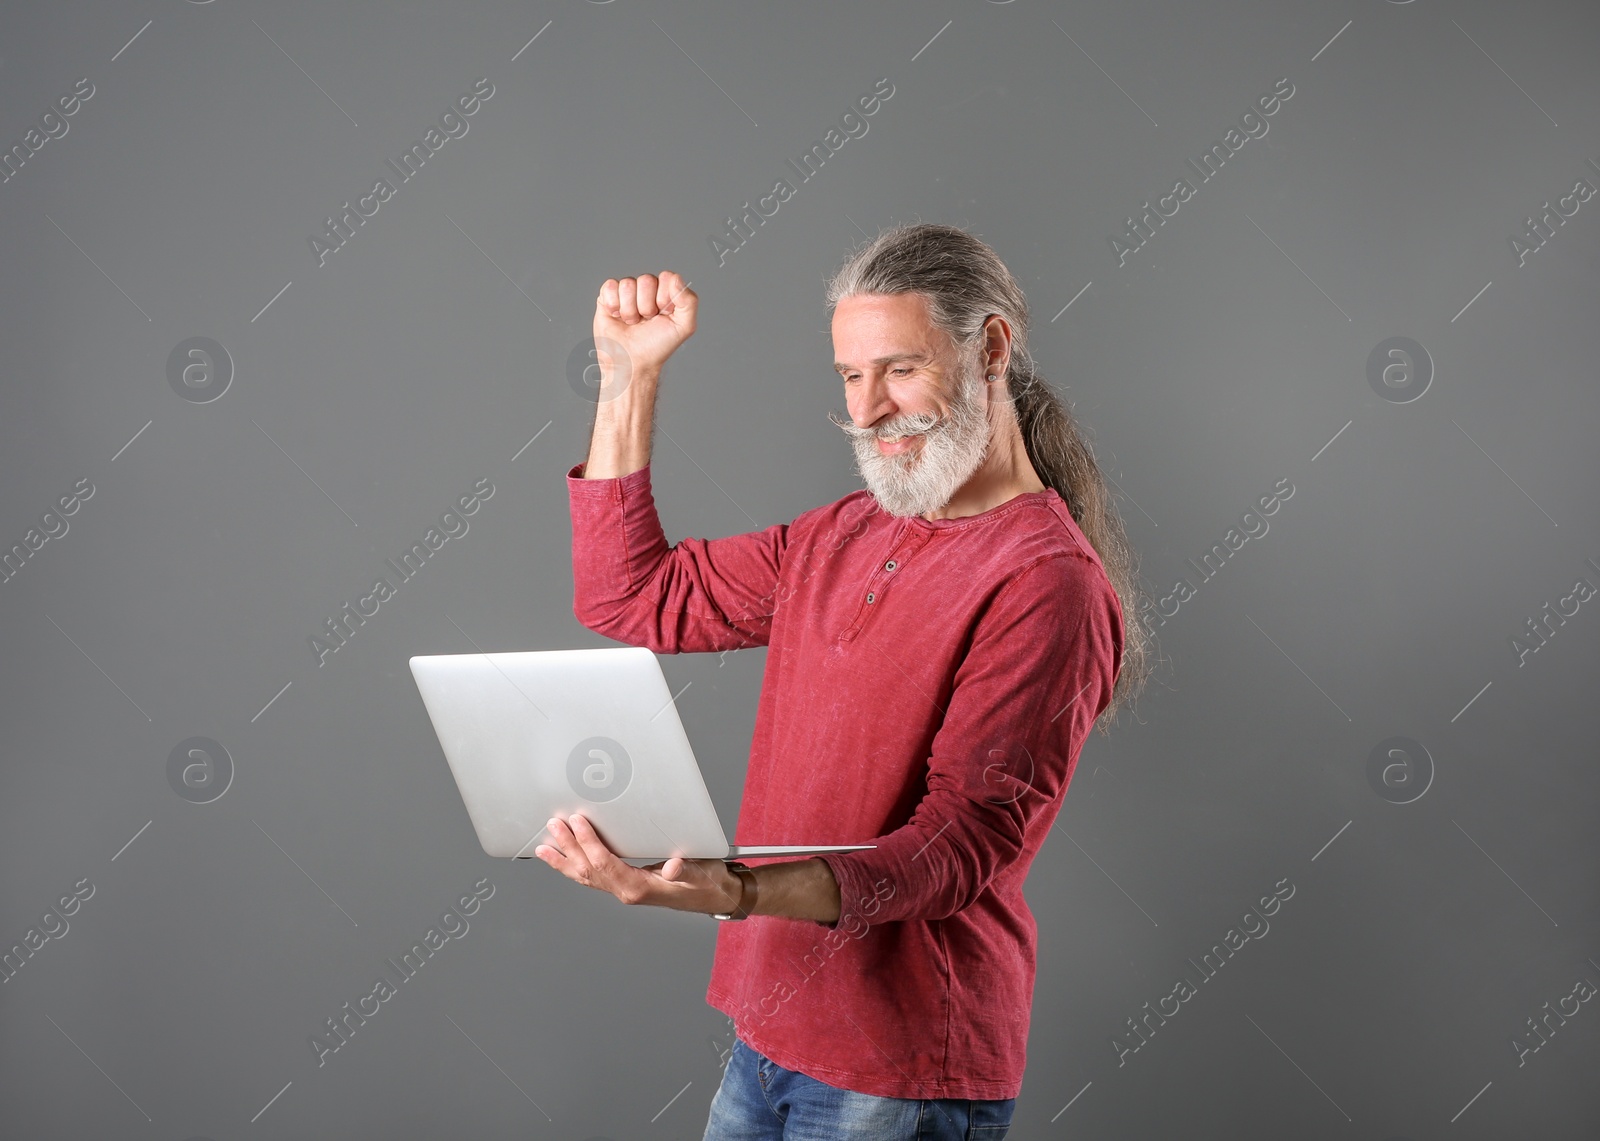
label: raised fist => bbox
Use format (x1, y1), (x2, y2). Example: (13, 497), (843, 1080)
(593, 271), (698, 385)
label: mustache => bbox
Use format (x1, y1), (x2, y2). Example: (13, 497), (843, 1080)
(827, 406), (947, 441)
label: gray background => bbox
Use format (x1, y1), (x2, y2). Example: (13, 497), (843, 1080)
(2, 1), (1597, 1138)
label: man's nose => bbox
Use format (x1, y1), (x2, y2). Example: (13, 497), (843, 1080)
(850, 374), (895, 429)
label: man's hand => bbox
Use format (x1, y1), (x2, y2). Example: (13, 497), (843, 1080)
(534, 813), (739, 915)
(594, 271), (697, 385)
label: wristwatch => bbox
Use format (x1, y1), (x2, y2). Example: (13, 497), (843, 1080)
(711, 861), (758, 921)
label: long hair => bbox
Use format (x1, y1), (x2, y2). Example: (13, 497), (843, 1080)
(825, 222), (1153, 733)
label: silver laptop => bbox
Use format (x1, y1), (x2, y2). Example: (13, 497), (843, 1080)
(409, 646), (876, 863)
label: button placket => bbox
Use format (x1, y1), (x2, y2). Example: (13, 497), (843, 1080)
(867, 557), (898, 603)
(840, 531), (929, 640)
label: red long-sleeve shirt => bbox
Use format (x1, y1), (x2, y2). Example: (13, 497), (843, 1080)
(566, 461), (1122, 1099)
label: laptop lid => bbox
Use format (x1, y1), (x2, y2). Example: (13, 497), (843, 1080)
(410, 647), (735, 860)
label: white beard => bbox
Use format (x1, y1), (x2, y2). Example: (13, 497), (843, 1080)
(832, 360), (994, 518)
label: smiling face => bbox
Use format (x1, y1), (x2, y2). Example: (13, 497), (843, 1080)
(830, 292), (995, 518)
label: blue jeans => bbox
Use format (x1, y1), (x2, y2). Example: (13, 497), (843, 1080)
(702, 1036), (1016, 1140)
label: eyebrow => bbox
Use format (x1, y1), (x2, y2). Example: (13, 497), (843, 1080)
(832, 352), (932, 376)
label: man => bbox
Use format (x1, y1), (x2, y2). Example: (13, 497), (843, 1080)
(539, 224), (1145, 1139)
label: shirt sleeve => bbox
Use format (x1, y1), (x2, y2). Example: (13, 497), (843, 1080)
(566, 462), (788, 654)
(817, 552), (1124, 926)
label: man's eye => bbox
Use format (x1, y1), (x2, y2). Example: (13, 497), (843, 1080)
(892, 367), (911, 376)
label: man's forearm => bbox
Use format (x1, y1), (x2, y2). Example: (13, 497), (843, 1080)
(736, 857), (842, 924)
(582, 366), (660, 479)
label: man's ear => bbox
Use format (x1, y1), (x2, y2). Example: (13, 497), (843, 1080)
(981, 313), (1012, 377)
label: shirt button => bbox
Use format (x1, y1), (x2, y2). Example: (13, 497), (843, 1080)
(884, 560), (897, 571)
(866, 591), (876, 604)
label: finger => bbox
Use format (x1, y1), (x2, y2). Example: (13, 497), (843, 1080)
(672, 859), (721, 888)
(640, 855), (701, 888)
(644, 857), (724, 908)
(543, 818), (599, 887)
(634, 273), (660, 319)
(617, 277), (640, 324)
(533, 843), (560, 865)
(537, 821), (575, 866)
(597, 279), (619, 319)
(569, 815), (656, 902)
(534, 841), (577, 877)
(662, 272), (698, 330)
(544, 815), (569, 849)
(566, 813), (623, 870)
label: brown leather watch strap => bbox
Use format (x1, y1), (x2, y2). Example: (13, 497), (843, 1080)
(712, 861), (758, 921)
